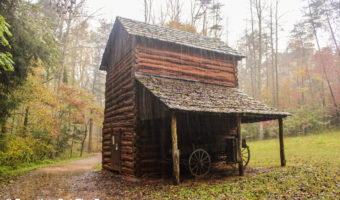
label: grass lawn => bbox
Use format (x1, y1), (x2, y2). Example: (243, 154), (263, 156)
(144, 131), (340, 199)
(0, 153), (93, 189)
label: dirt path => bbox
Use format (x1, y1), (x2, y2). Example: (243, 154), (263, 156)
(0, 154), (157, 200)
(1, 154), (274, 200)
(0, 154), (107, 200)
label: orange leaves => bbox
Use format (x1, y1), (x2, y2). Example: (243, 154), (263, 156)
(58, 84), (103, 126)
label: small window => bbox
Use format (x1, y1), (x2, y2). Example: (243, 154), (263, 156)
(112, 135), (115, 145)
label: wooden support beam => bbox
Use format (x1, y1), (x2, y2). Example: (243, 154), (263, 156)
(171, 112), (180, 185)
(278, 118), (286, 167)
(237, 116), (244, 176)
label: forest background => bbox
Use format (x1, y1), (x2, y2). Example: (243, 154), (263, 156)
(0, 0), (339, 170)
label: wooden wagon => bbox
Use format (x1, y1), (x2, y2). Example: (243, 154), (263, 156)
(167, 135), (250, 177)
(100, 17), (290, 184)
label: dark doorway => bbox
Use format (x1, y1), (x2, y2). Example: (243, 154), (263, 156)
(111, 133), (121, 171)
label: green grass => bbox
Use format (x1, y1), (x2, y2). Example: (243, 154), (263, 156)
(145, 131), (340, 199)
(0, 153), (93, 189)
(249, 131), (339, 167)
(93, 163), (102, 170)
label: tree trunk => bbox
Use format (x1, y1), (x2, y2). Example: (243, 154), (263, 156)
(80, 122), (88, 157)
(57, 0), (77, 88)
(88, 117), (93, 154)
(70, 126), (75, 158)
(71, 29), (80, 86)
(144, 0), (148, 22)
(308, 0), (339, 119)
(256, 0), (262, 99)
(265, 34), (269, 89)
(249, 0), (256, 97)
(270, 3), (276, 106)
(23, 107), (29, 137)
(0, 122), (7, 151)
(323, 0), (340, 55)
(202, 8), (207, 36)
(275, 0), (279, 106)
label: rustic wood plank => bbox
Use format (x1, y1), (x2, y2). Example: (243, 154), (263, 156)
(121, 161), (134, 168)
(279, 118), (286, 167)
(136, 53), (235, 74)
(103, 151), (111, 157)
(121, 153), (134, 161)
(103, 145), (111, 151)
(103, 164), (115, 171)
(121, 167), (135, 175)
(121, 140), (133, 146)
(136, 45), (234, 67)
(171, 112), (180, 185)
(136, 63), (235, 84)
(103, 140), (111, 146)
(137, 67), (235, 87)
(237, 116), (244, 176)
(103, 157), (111, 164)
(103, 134), (112, 140)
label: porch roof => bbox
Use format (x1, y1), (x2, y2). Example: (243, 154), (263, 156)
(136, 74), (290, 122)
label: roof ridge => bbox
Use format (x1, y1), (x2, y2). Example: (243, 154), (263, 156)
(116, 16), (244, 57)
(117, 16), (226, 42)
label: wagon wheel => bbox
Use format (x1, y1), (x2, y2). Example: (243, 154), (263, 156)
(188, 148), (211, 177)
(241, 146), (250, 168)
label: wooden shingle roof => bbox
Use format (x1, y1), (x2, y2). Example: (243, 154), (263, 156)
(117, 17), (243, 58)
(136, 74), (290, 121)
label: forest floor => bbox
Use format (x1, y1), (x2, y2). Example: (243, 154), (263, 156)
(1, 131), (339, 199)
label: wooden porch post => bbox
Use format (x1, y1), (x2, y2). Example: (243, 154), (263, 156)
(278, 118), (286, 167)
(237, 116), (244, 176)
(171, 112), (180, 185)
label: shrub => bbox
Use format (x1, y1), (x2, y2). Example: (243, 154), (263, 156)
(0, 133), (53, 168)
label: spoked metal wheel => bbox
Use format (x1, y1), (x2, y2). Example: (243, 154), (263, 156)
(188, 148), (211, 177)
(241, 146), (250, 168)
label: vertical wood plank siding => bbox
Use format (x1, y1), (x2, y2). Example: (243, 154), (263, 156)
(135, 44), (238, 87)
(135, 82), (170, 177)
(102, 50), (137, 176)
(101, 22), (133, 70)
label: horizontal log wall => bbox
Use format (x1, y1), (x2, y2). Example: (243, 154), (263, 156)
(135, 43), (238, 87)
(102, 50), (137, 176)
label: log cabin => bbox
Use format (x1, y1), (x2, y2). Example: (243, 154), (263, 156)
(100, 17), (290, 184)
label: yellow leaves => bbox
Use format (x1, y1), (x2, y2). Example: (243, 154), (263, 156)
(311, 73), (324, 82)
(165, 21), (197, 34)
(7, 62), (104, 156)
(288, 63), (310, 79)
(297, 87), (309, 93)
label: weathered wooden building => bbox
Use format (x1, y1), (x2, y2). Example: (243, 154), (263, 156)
(100, 17), (289, 183)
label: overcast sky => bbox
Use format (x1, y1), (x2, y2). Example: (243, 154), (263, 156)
(85, 0), (306, 51)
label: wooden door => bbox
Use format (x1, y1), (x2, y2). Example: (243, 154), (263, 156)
(111, 133), (121, 171)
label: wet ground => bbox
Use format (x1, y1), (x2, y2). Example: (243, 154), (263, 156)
(0, 154), (275, 200)
(0, 154), (105, 199)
